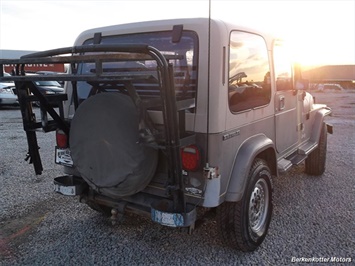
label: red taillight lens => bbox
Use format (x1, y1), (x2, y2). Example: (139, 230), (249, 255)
(56, 129), (68, 148)
(181, 145), (201, 171)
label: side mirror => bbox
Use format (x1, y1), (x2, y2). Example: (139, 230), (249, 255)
(295, 79), (309, 90)
(293, 63), (309, 90)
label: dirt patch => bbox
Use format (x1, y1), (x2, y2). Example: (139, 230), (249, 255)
(0, 202), (49, 259)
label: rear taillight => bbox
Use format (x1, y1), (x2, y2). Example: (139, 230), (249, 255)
(56, 129), (68, 148)
(181, 145), (201, 171)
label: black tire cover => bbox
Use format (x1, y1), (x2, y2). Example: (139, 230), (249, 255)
(69, 93), (158, 198)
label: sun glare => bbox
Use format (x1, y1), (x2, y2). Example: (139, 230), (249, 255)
(286, 34), (327, 68)
(212, 0), (355, 68)
(285, 24), (354, 68)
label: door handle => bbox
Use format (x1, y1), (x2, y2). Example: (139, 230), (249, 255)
(279, 95), (285, 110)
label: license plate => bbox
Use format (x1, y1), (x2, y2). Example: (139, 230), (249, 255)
(55, 147), (73, 167)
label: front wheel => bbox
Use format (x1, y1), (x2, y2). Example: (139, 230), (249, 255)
(217, 159), (273, 252)
(305, 122), (327, 175)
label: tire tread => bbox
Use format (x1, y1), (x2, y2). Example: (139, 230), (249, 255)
(217, 159), (272, 252)
(305, 123), (327, 175)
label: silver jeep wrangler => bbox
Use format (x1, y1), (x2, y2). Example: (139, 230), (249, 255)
(0, 18), (332, 252)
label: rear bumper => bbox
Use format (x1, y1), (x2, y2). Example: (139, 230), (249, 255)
(54, 174), (197, 227)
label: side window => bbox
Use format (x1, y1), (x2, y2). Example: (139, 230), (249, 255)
(274, 41), (293, 91)
(228, 31), (271, 113)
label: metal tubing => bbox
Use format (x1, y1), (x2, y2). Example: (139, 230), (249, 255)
(1, 44), (187, 211)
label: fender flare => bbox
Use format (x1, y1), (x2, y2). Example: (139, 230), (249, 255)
(311, 107), (332, 143)
(225, 134), (276, 202)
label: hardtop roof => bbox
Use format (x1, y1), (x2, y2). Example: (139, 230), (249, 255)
(74, 17), (278, 48)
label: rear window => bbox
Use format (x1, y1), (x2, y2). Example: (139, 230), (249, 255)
(76, 31), (199, 104)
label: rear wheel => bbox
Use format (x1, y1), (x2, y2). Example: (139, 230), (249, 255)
(217, 159), (273, 252)
(305, 122), (327, 175)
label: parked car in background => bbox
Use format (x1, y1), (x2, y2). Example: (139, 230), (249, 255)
(33, 80), (64, 94)
(23, 73), (65, 107)
(32, 80), (65, 107)
(0, 73), (18, 107)
(36, 71), (65, 87)
(317, 83), (344, 91)
(25, 73), (64, 95)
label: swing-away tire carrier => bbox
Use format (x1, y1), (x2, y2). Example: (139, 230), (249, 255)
(0, 44), (197, 229)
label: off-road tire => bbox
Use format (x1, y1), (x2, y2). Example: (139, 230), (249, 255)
(305, 123), (327, 175)
(217, 159), (273, 252)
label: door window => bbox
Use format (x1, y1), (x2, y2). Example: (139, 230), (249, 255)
(273, 41), (293, 91)
(228, 31), (271, 113)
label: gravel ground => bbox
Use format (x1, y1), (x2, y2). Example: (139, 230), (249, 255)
(0, 91), (354, 265)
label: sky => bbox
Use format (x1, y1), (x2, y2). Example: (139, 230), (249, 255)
(0, 0), (354, 68)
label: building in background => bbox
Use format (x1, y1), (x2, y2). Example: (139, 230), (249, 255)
(1, 49), (65, 73)
(303, 65), (355, 90)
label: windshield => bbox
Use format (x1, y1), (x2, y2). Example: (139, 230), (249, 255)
(76, 30), (198, 103)
(34, 80), (61, 87)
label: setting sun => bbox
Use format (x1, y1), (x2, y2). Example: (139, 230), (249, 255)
(282, 14), (354, 68)
(211, 0), (355, 68)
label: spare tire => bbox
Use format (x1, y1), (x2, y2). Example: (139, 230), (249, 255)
(69, 92), (158, 198)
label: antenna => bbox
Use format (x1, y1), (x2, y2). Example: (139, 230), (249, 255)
(206, 0), (211, 163)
